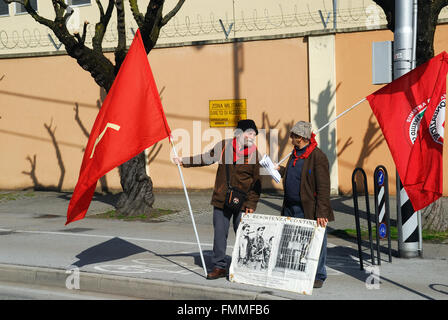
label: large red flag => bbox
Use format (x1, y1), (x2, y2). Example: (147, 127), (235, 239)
(367, 51), (448, 211)
(66, 29), (171, 225)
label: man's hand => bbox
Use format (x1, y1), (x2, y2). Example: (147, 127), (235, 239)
(316, 217), (328, 228)
(245, 208), (254, 214)
(172, 156), (183, 166)
(273, 162), (280, 171)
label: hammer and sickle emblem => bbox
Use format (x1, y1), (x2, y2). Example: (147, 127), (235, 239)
(90, 122), (121, 159)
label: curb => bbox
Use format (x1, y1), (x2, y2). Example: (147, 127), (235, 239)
(0, 264), (287, 300)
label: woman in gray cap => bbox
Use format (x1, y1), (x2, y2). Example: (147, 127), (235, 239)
(275, 121), (334, 289)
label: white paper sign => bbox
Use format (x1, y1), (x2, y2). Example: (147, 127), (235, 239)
(259, 154), (281, 183)
(229, 213), (325, 295)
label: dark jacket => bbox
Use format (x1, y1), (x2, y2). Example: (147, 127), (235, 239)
(182, 139), (261, 211)
(279, 147), (334, 221)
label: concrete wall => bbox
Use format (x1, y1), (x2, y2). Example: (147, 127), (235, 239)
(0, 37), (309, 191)
(335, 25), (448, 196)
(0, 0), (397, 56)
(1, 23), (447, 196)
(335, 29), (395, 194)
(308, 34), (339, 194)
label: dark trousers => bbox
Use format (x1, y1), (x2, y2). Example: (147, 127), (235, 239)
(283, 204), (328, 282)
(212, 206), (242, 269)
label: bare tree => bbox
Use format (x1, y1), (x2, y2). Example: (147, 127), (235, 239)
(373, 0), (448, 232)
(6, 0), (185, 216)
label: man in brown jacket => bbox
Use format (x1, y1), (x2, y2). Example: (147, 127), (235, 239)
(173, 119), (261, 279)
(276, 121), (334, 289)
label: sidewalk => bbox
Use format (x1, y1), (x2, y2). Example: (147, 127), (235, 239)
(0, 190), (447, 300)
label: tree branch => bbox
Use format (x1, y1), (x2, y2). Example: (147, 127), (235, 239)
(7, 0), (115, 90)
(115, 0), (127, 71)
(138, 0), (165, 53)
(52, 0), (68, 19)
(129, 0), (144, 27)
(5, 0), (54, 28)
(92, 0), (115, 53)
(95, 0), (105, 17)
(161, 0), (185, 26)
(74, 21), (89, 45)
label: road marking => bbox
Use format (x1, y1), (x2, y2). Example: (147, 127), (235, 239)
(94, 258), (203, 275)
(0, 227), (214, 247)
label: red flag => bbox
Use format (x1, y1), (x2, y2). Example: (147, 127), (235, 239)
(367, 51), (448, 211)
(66, 29), (171, 225)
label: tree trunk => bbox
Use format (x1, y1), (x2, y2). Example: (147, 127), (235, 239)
(421, 198), (448, 232)
(14, 0), (186, 217)
(116, 151), (155, 216)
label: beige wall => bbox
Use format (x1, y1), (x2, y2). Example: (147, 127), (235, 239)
(0, 52), (121, 190)
(0, 37), (309, 191)
(335, 29), (395, 194)
(2, 24), (447, 196)
(308, 34), (339, 194)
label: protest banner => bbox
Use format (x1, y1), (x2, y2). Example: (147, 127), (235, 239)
(229, 213), (325, 295)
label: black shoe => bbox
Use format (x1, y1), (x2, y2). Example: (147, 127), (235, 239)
(313, 280), (324, 288)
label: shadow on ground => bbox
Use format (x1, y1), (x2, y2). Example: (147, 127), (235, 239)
(58, 192), (121, 207)
(72, 237), (146, 268)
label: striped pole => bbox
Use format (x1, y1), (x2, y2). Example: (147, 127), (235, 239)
(397, 177), (419, 258)
(373, 166), (392, 263)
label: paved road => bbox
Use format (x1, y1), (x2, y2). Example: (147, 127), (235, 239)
(0, 281), (135, 300)
(0, 190), (447, 300)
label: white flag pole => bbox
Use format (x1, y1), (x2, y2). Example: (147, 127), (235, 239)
(170, 138), (208, 278)
(277, 97), (367, 166)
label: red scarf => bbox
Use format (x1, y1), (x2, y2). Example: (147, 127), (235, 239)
(292, 133), (317, 166)
(232, 138), (257, 163)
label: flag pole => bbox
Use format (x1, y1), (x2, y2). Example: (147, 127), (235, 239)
(170, 138), (208, 278)
(277, 97), (367, 165)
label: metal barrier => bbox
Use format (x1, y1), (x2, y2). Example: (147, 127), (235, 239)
(351, 167), (375, 270)
(373, 165), (392, 264)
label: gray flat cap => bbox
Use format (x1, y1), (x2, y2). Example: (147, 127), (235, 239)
(291, 121), (312, 139)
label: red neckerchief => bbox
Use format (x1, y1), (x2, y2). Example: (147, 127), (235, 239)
(232, 138), (257, 163)
(292, 133), (317, 166)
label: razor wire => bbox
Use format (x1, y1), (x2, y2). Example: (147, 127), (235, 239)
(1, 1), (447, 53)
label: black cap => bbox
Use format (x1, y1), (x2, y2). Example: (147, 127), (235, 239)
(236, 119), (258, 135)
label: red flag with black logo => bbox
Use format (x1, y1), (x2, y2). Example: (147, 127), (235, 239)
(367, 51), (448, 211)
(66, 29), (171, 225)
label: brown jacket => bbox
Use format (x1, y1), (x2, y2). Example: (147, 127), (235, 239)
(182, 139), (261, 210)
(279, 147), (334, 221)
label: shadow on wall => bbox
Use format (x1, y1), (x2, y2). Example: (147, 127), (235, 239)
(310, 80), (385, 195)
(74, 87), (110, 193)
(311, 80), (339, 172)
(21, 88), (107, 192)
(21, 85), (168, 192)
(22, 118), (65, 192)
(233, 41), (243, 101)
(352, 113), (384, 193)
(146, 86), (165, 167)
